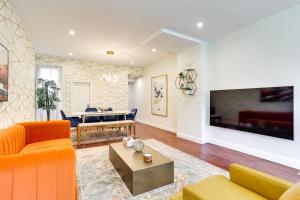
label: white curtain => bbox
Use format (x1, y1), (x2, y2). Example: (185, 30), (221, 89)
(36, 65), (62, 121)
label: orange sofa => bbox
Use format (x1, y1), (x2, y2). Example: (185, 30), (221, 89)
(0, 120), (76, 200)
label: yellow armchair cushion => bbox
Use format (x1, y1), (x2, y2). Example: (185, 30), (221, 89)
(183, 175), (268, 200)
(170, 191), (183, 200)
(230, 164), (293, 200)
(279, 181), (300, 200)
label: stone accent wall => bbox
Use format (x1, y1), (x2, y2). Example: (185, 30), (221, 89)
(36, 54), (143, 115)
(0, 0), (36, 128)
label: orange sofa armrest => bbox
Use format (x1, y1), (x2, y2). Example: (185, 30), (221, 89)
(19, 120), (71, 145)
(0, 147), (76, 200)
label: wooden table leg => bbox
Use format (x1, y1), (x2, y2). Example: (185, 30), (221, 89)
(128, 124), (131, 137)
(128, 124), (131, 136)
(133, 122), (136, 139)
(76, 125), (81, 144)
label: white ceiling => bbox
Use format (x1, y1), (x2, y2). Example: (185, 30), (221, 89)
(10, 0), (300, 67)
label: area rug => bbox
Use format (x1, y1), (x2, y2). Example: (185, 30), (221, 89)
(76, 139), (228, 200)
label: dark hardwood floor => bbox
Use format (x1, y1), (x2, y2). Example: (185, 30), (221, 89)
(75, 122), (300, 183)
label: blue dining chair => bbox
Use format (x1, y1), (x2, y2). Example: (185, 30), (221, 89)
(127, 108), (138, 120)
(118, 108), (138, 120)
(60, 110), (82, 128)
(102, 107), (118, 122)
(85, 107), (101, 123)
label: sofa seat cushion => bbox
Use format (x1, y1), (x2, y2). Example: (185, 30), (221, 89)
(20, 138), (72, 154)
(170, 191), (183, 200)
(183, 175), (268, 200)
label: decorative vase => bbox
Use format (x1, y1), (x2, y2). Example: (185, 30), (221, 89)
(133, 139), (144, 152)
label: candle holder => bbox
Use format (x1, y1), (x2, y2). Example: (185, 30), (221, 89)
(143, 153), (152, 162)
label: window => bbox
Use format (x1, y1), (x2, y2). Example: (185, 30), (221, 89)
(36, 65), (62, 121)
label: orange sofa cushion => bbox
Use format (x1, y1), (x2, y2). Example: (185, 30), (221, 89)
(21, 138), (73, 154)
(20, 120), (71, 145)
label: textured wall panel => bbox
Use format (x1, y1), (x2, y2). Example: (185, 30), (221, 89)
(0, 0), (36, 128)
(36, 54), (143, 115)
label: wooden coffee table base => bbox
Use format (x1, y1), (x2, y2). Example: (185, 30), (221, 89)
(109, 143), (174, 196)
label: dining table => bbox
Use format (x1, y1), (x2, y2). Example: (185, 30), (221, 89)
(72, 110), (133, 123)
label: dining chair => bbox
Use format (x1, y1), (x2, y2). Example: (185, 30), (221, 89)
(60, 110), (82, 127)
(127, 108), (138, 120)
(118, 108), (138, 120)
(85, 107), (101, 122)
(102, 107), (118, 121)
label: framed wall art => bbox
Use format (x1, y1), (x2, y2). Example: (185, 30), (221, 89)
(151, 74), (168, 117)
(0, 43), (8, 102)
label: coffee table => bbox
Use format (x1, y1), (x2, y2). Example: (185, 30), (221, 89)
(109, 142), (174, 196)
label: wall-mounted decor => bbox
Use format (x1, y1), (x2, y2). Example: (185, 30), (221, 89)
(175, 68), (197, 95)
(0, 43), (9, 102)
(151, 74), (168, 117)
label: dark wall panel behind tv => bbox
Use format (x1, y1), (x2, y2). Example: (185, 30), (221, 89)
(210, 86), (294, 140)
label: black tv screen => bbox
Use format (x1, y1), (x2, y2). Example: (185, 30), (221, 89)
(210, 86), (294, 140)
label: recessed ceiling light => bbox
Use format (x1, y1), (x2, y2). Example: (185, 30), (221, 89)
(197, 22), (204, 28)
(152, 48), (157, 52)
(68, 52), (73, 56)
(130, 61), (134, 65)
(69, 30), (75, 35)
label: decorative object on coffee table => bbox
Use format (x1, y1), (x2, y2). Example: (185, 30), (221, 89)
(123, 137), (135, 147)
(143, 153), (152, 162)
(133, 138), (145, 152)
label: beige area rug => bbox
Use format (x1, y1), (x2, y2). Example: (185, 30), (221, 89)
(76, 139), (228, 200)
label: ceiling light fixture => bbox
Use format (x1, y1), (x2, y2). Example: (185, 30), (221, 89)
(69, 30), (75, 35)
(68, 52), (73, 56)
(152, 48), (157, 52)
(197, 22), (204, 28)
(107, 50), (114, 55)
(101, 74), (119, 83)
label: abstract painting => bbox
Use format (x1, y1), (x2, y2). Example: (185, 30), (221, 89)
(0, 43), (8, 102)
(151, 74), (168, 116)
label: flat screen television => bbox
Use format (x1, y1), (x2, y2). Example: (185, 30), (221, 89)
(210, 86), (294, 140)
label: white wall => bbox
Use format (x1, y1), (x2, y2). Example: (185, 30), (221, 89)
(128, 82), (135, 109)
(207, 4), (300, 169)
(176, 45), (208, 143)
(134, 55), (177, 133)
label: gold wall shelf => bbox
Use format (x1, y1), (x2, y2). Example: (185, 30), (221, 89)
(175, 69), (197, 95)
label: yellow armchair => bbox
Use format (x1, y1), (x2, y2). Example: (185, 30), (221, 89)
(170, 164), (299, 200)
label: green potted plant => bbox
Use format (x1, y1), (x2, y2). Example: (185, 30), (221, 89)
(36, 78), (60, 121)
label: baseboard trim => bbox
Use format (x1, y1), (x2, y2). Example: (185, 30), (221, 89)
(135, 119), (204, 144)
(176, 132), (203, 144)
(135, 119), (177, 133)
(209, 138), (300, 170)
